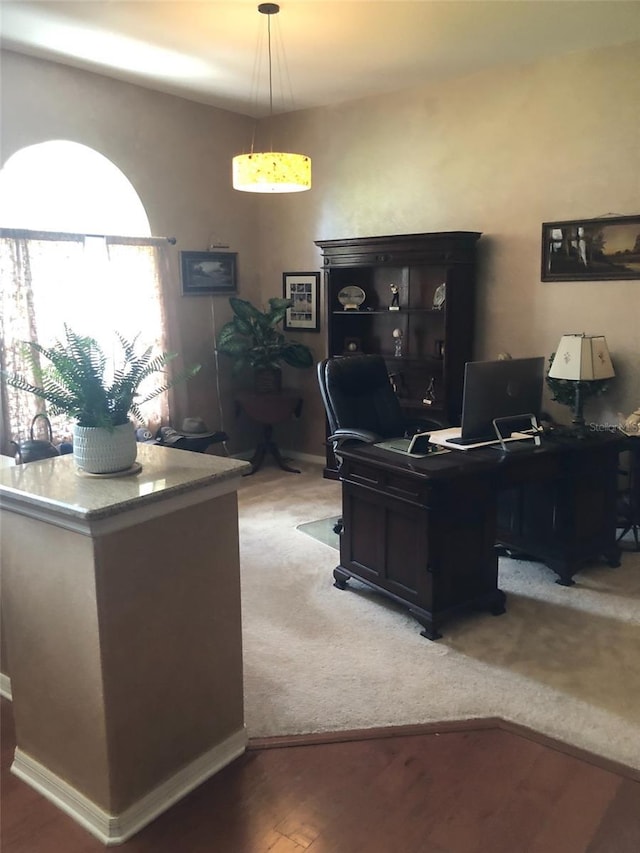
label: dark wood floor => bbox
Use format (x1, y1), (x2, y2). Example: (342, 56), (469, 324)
(2, 698), (639, 853)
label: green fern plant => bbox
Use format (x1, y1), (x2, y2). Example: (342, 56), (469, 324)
(4, 326), (200, 429)
(217, 297), (313, 374)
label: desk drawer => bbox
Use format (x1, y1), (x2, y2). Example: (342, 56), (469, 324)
(345, 460), (381, 488)
(344, 460), (432, 506)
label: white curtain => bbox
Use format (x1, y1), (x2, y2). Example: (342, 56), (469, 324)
(0, 229), (173, 453)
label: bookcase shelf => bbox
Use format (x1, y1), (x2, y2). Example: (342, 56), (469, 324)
(316, 231), (481, 473)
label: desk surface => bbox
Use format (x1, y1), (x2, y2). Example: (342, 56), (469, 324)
(337, 430), (625, 481)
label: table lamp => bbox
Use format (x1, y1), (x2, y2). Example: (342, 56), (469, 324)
(548, 333), (615, 429)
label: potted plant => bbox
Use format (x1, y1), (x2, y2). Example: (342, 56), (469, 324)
(3, 325), (200, 474)
(217, 296), (314, 392)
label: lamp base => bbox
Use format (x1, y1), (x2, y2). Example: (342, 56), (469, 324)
(569, 424), (591, 440)
(570, 385), (588, 435)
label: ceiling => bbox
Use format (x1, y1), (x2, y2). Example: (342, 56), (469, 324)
(2, 1), (640, 118)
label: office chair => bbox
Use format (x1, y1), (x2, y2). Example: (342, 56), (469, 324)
(317, 354), (446, 532)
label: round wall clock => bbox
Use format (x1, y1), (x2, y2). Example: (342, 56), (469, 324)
(338, 285), (366, 310)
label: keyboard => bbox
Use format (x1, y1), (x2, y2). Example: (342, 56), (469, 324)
(446, 434), (496, 446)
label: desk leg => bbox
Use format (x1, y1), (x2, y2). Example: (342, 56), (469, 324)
(410, 609), (443, 642)
(333, 567), (349, 589)
(547, 541), (621, 586)
(549, 559), (577, 586)
(603, 543), (622, 567)
(334, 566), (445, 638)
(246, 425), (301, 475)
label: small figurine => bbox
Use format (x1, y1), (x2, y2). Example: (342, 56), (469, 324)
(389, 371), (408, 398)
(422, 377), (437, 406)
(389, 284), (400, 310)
(392, 327), (403, 358)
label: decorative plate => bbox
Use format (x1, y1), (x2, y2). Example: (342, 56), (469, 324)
(432, 282), (446, 309)
(338, 285), (366, 310)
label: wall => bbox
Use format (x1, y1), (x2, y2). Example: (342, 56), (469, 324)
(2, 42), (639, 462)
(0, 49), (260, 452)
(262, 40), (640, 454)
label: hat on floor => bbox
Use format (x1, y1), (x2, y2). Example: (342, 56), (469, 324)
(179, 417), (218, 438)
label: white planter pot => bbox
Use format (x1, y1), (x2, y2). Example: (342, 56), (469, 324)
(73, 422), (137, 474)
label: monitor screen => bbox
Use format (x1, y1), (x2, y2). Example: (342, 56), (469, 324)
(460, 356), (545, 441)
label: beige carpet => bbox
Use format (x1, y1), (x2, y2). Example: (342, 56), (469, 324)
(236, 460), (640, 772)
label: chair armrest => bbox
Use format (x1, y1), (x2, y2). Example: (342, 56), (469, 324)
(327, 428), (381, 446)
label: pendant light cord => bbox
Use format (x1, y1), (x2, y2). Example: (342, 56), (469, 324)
(262, 2), (278, 152)
(267, 10), (274, 120)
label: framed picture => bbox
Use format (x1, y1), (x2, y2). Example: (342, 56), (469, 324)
(541, 216), (640, 281)
(282, 271), (320, 331)
(181, 251), (237, 295)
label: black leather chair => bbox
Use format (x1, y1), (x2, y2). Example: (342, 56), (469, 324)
(317, 354), (446, 531)
(318, 353), (446, 448)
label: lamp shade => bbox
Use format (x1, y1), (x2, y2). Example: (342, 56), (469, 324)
(232, 5), (311, 194)
(232, 152), (311, 193)
(548, 334), (615, 381)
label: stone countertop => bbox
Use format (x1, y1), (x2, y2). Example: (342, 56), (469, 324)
(0, 444), (250, 523)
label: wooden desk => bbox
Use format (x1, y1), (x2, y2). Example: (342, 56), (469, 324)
(495, 432), (622, 578)
(335, 433), (623, 639)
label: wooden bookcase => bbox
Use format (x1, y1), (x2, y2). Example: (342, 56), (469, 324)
(315, 232), (481, 472)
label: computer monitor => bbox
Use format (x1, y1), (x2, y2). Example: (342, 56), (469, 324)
(459, 356), (545, 442)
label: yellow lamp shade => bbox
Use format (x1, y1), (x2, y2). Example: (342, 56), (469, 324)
(232, 152), (311, 193)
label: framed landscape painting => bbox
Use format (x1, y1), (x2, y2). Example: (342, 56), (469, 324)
(181, 251), (237, 295)
(282, 271), (320, 331)
(541, 215), (640, 281)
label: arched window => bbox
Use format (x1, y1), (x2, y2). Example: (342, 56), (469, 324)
(0, 140), (152, 235)
(0, 141), (173, 451)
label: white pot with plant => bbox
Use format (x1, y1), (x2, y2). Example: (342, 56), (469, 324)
(4, 326), (199, 474)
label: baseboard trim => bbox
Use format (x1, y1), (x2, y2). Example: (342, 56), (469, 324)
(284, 450), (326, 466)
(248, 717), (640, 782)
(12, 726), (248, 845)
(232, 449), (326, 467)
(248, 717), (500, 750)
(0, 672), (12, 700)
(495, 717), (640, 782)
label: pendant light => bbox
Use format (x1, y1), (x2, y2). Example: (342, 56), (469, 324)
(232, 3), (311, 193)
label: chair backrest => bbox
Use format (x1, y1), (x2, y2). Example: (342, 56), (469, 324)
(317, 354), (407, 440)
